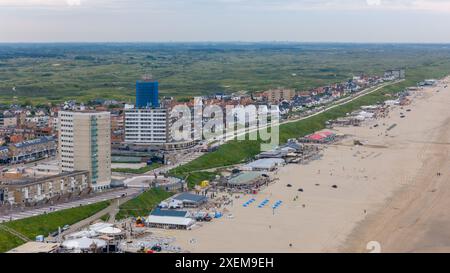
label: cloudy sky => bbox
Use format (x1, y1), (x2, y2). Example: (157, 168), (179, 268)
(1, 0), (450, 42)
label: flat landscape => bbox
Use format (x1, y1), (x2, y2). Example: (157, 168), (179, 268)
(2, 43), (450, 105)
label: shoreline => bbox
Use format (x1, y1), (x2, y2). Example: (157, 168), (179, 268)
(162, 76), (450, 252)
(340, 77), (450, 253)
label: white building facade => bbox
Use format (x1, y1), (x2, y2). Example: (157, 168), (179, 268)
(124, 108), (169, 144)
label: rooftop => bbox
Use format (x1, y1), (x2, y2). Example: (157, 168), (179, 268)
(7, 242), (60, 253)
(244, 158), (285, 170)
(151, 208), (189, 218)
(146, 215), (195, 226)
(3, 170), (89, 187)
(173, 192), (208, 203)
(228, 171), (266, 185)
(13, 136), (55, 149)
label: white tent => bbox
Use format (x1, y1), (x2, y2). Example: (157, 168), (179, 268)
(89, 222), (113, 232)
(66, 230), (97, 240)
(62, 237), (106, 250)
(242, 158), (285, 171)
(146, 215), (195, 229)
(97, 226), (123, 235)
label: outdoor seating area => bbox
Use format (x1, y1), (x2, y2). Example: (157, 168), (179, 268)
(300, 131), (337, 144)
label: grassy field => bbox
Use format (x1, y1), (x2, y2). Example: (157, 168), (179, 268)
(115, 188), (173, 220)
(2, 43), (450, 105)
(0, 201), (109, 253)
(112, 163), (161, 174)
(0, 229), (26, 253)
(169, 61), (450, 180)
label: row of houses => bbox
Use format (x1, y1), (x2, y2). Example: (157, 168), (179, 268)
(0, 136), (57, 164)
(0, 171), (91, 206)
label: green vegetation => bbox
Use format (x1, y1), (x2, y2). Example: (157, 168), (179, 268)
(100, 214), (110, 222)
(185, 171), (218, 189)
(2, 43), (450, 105)
(170, 61), (450, 179)
(170, 140), (260, 179)
(112, 163), (161, 174)
(0, 229), (26, 253)
(0, 201), (109, 253)
(116, 188), (173, 220)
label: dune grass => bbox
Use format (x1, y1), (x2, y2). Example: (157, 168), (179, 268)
(0, 201), (109, 253)
(115, 188), (173, 220)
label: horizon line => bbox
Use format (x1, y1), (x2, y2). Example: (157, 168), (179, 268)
(1, 41), (450, 45)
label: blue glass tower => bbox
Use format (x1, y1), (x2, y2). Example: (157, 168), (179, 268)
(136, 80), (159, 108)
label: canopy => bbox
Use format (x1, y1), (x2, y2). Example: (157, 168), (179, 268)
(66, 230), (97, 240)
(62, 237), (106, 250)
(97, 227), (123, 235)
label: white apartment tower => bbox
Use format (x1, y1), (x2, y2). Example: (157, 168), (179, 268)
(124, 108), (169, 144)
(59, 111), (111, 191)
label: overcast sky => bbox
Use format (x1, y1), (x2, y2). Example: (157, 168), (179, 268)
(1, 0), (450, 43)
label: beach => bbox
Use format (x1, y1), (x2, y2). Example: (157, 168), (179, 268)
(163, 77), (450, 253)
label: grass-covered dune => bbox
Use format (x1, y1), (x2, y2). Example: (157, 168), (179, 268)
(0, 201), (109, 253)
(115, 188), (173, 220)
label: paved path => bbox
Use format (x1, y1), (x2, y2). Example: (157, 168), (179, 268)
(0, 224), (30, 242)
(148, 152), (205, 175)
(0, 187), (141, 223)
(228, 80), (405, 142)
(52, 194), (137, 240)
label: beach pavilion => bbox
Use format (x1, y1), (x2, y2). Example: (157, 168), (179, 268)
(146, 215), (196, 230)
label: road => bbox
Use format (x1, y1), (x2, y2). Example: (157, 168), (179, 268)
(0, 187), (141, 223)
(148, 151), (205, 174)
(212, 80), (404, 144)
(0, 156), (57, 171)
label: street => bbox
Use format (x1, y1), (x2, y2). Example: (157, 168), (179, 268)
(0, 187), (141, 223)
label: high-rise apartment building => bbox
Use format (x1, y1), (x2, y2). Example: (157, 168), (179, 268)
(124, 108), (169, 144)
(136, 80), (159, 108)
(58, 111), (111, 191)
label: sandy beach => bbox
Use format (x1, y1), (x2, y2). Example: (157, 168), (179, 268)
(161, 77), (450, 253)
